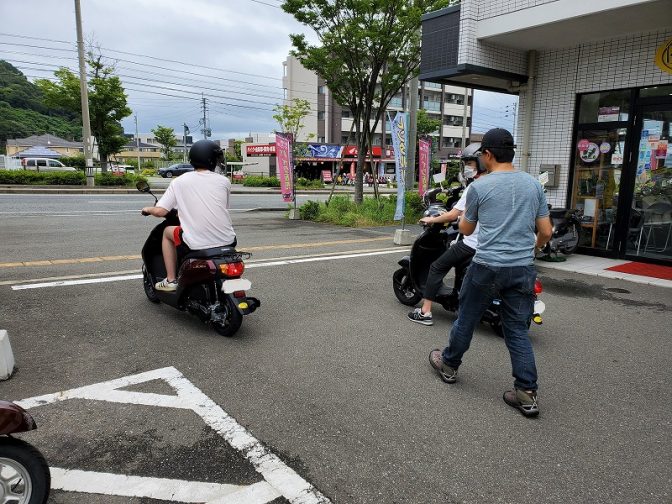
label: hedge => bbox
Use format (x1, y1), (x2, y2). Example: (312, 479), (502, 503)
(95, 173), (148, 187)
(0, 170), (86, 185)
(243, 176), (281, 187)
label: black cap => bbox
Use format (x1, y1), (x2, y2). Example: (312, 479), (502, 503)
(478, 128), (516, 151)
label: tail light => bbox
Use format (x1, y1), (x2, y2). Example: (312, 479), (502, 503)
(534, 279), (543, 294)
(219, 261), (245, 277)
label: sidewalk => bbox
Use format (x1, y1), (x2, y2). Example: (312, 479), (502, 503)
(536, 254), (672, 288)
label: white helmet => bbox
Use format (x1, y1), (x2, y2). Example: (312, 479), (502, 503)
(459, 142), (485, 185)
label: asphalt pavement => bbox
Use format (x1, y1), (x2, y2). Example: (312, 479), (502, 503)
(0, 194), (670, 503)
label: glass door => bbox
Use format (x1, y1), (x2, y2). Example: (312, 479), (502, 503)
(625, 106), (672, 262)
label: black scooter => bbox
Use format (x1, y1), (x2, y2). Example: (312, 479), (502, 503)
(538, 175), (581, 257)
(138, 181), (259, 337)
(392, 185), (545, 335)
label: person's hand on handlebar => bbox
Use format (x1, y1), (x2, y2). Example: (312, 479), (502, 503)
(141, 207), (152, 216)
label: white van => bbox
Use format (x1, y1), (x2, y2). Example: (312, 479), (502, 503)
(22, 158), (77, 172)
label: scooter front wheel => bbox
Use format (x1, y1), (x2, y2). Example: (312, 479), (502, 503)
(393, 268), (422, 306)
(212, 297), (243, 337)
(0, 437), (51, 504)
(142, 266), (160, 303)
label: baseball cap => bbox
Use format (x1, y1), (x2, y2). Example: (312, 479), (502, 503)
(477, 128), (516, 151)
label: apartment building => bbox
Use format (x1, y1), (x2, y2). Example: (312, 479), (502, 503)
(420, 0), (671, 265)
(282, 55), (473, 160)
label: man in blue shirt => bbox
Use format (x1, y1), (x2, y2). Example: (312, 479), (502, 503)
(428, 128), (553, 417)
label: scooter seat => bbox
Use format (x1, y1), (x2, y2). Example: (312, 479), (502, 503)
(183, 246), (237, 260)
(549, 208), (572, 218)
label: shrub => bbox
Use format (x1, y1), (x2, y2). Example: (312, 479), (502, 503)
(141, 161), (155, 169)
(243, 176), (281, 187)
(295, 178), (324, 189)
(141, 168), (157, 177)
(95, 173), (147, 187)
(299, 200), (321, 220)
(58, 155), (86, 171)
(0, 169), (85, 185)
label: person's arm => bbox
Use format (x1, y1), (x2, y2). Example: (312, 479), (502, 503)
(419, 207), (462, 225)
(142, 206), (170, 217)
(142, 183), (175, 217)
(534, 182), (552, 250)
(459, 185), (478, 236)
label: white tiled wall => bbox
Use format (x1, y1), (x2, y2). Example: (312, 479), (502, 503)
(520, 29), (672, 208)
(457, 0), (528, 75)
(477, 0), (558, 20)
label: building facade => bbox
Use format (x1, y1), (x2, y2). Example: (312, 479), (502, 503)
(6, 134), (83, 157)
(420, 0), (672, 265)
(282, 55), (474, 161)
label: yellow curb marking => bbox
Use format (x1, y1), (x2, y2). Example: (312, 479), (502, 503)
(0, 237), (393, 269)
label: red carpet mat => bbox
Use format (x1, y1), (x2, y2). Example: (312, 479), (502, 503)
(606, 262), (672, 280)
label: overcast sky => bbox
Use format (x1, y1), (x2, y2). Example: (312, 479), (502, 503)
(0, 0), (516, 141)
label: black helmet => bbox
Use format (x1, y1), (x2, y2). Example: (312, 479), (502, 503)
(189, 140), (223, 171)
(459, 142), (485, 185)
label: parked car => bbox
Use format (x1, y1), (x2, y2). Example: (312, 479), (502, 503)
(22, 158), (77, 172)
(110, 164), (134, 174)
(159, 163), (193, 178)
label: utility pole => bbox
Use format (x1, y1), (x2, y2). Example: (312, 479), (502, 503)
(201, 94), (209, 140)
(505, 102), (518, 140)
(461, 88), (469, 151)
(407, 76), (419, 190)
(134, 114), (141, 172)
(183, 123), (189, 162)
(74, 0), (94, 187)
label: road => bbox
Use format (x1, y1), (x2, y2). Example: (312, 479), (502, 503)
(0, 194), (670, 503)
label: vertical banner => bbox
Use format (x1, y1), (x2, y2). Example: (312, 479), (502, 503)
(390, 112), (408, 221)
(418, 138), (431, 196)
(275, 132), (294, 203)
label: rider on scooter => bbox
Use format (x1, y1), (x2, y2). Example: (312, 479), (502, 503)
(407, 143), (487, 326)
(141, 140), (237, 292)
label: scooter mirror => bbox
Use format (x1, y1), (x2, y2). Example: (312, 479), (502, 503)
(136, 181), (150, 193)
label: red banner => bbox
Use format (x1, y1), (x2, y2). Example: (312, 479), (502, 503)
(246, 144), (276, 156)
(418, 138), (431, 195)
(275, 133), (294, 203)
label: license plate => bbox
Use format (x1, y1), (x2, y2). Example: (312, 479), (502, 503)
(534, 300), (546, 315)
(221, 278), (251, 293)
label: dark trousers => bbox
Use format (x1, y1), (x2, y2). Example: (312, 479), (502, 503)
(423, 240), (475, 301)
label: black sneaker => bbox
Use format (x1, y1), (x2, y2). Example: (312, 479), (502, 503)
(503, 389), (539, 417)
(408, 308), (433, 326)
(428, 349), (458, 384)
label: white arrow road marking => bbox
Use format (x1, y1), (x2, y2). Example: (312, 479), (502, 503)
(10, 247), (409, 290)
(16, 366), (331, 503)
(50, 468), (280, 503)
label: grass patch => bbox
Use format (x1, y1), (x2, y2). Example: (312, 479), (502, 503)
(297, 192), (424, 227)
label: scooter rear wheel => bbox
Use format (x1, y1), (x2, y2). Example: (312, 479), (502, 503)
(212, 297), (243, 337)
(0, 437), (50, 504)
(142, 267), (160, 304)
(393, 268), (422, 306)
(560, 223), (581, 255)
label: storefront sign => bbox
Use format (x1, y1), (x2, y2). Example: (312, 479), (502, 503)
(246, 144), (276, 156)
(390, 112), (408, 221)
(579, 142), (599, 163)
(599, 142), (611, 154)
(275, 133), (294, 203)
(418, 138), (431, 196)
(295, 143), (343, 160)
(655, 37), (672, 75)
(321, 169), (333, 182)
(577, 139), (590, 151)
(597, 107), (620, 122)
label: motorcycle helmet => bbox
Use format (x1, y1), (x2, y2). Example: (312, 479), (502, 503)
(189, 140), (224, 171)
(459, 142), (485, 185)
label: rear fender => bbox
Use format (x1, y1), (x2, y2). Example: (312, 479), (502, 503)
(0, 401), (36, 434)
(397, 256), (410, 268)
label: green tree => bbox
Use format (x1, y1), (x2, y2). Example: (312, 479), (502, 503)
(416, 109), (441, 137)
(36, 52), (132, 171)
(282, 0), (454, 203)
(151, 125), (177, 159)
(272, 98), (314, 141)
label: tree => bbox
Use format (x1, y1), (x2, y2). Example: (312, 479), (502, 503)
(416, 109), (441, 137)
(151, 125), (177, 159)
(283, 0), (453, 203)
(272, 98), (314, 141)
(36, 52), (132, 171)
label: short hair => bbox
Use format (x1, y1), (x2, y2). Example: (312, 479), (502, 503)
(486, 147), (515, 163)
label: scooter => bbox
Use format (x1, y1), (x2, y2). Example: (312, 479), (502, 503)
(0, 401), (50, 504)
(137, 181), (259, 337)
(538, 174), (581, 257)
(392, 185), (546, 336)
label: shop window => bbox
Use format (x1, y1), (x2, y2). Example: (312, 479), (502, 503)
(639, 84), (672, 98)
(341, 109), (350, 118)
(578, 90), (630, 124)
(317, 111), (325, 120)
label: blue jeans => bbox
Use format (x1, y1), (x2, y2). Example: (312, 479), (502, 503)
(442, 262), (539, 391)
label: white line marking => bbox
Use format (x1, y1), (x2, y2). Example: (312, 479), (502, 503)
(10, 248), (408, 290)
(17, 367), (331, 503)
(50, 468), (280, 503)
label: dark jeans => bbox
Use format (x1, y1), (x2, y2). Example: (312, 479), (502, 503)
(423, 241), (475, 301)
(442, 262), (539, 391)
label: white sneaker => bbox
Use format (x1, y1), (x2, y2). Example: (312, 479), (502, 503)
(155, 279), (177, 292)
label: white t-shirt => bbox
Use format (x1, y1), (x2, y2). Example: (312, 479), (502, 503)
(453, 184), (479, 250)
(157, 170), (236, 250)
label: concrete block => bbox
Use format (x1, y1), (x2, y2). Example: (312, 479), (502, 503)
(288, 208), (301, 220)
(0, 330), (15, 380)
(393, 229), (413, 246)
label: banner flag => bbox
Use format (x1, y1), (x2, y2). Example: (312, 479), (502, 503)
(418, 138), (431, 196)
(275, 133), (294, 203)
(390, 112), (408, 221)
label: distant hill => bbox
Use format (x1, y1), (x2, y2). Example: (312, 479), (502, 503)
(0, 60), (81, 149)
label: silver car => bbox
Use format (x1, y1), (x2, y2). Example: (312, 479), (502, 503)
(23, 158), (77, 172)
